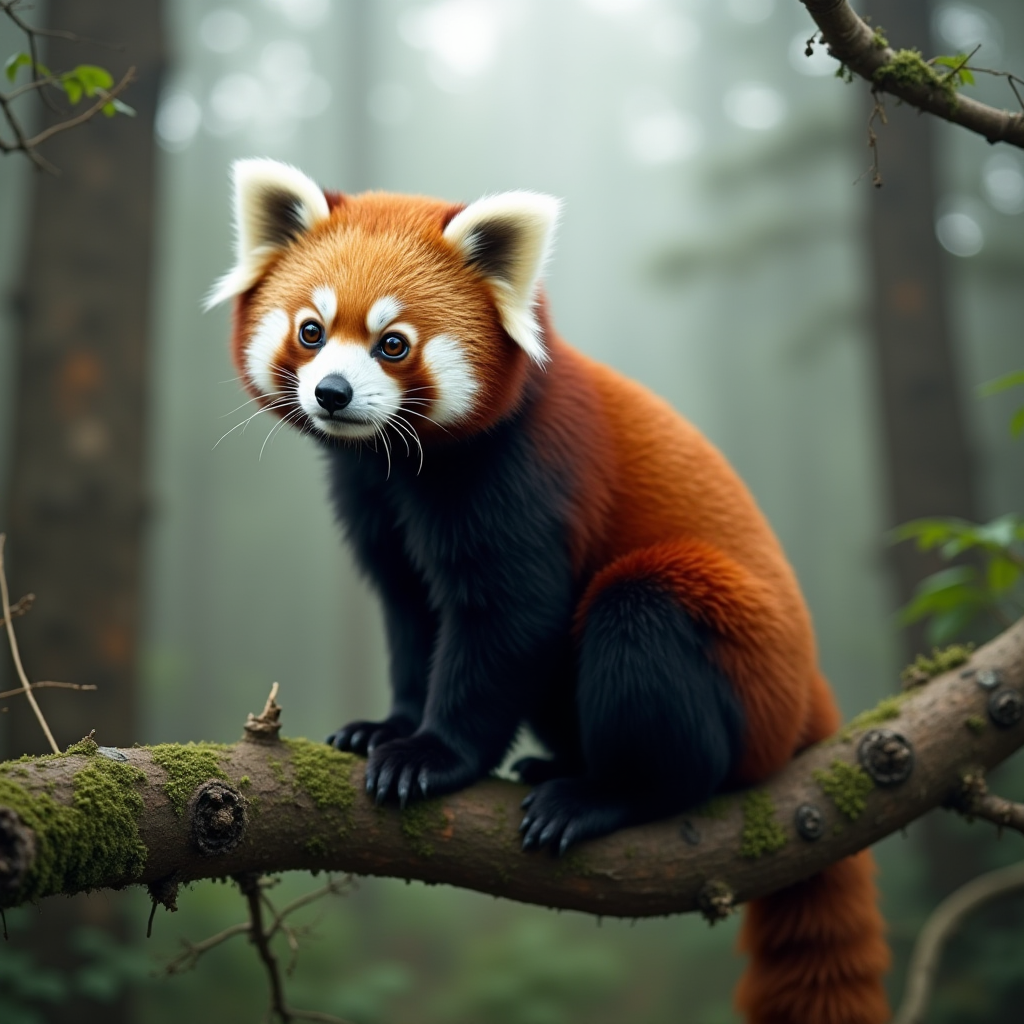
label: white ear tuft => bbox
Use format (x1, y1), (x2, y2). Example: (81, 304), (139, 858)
(204, 158), (330, 310)
(443, 191), (560, 364)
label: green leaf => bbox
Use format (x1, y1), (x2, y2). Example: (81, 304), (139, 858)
(890, 517), (968, 550)
(62, 75), (83, 104)
(4, 52), (31, 82)
(926, 605), (981, 645)
(1011, 406), (1024, 438)
(978, 369), (1024, 397)
(987, 556), (1021, 595)
(899, 566), (984, 625)
(109, 97), (135, 117)
(933, 53), (975, 86)
(68, 64), (113, 96)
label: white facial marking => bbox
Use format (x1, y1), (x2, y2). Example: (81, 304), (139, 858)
(312, 285), (337, 326)
(296, 339), (403, 439)
(423, 334), (480, 424)
(246, 307), (289, 395)
(366, 295), (403, 335)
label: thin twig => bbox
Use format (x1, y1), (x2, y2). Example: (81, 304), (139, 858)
(0, 592), (34, 629)
(0, 535), (59, 754)
(892, 859), (1024, 1024)
(22, 66), (135, 149)
(0, 680), (96, 700)
(164, 922), (252, 975)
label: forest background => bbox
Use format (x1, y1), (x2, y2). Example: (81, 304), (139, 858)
(0, 0), (1022, 1021)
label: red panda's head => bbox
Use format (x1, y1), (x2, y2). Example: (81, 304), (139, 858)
(208, 159), (560, 447)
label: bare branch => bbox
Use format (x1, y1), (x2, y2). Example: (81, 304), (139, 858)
(0, 593), (34, 629)
(892, 859), (1024, 1024)
(0, 680), (97, 700)
(0, 535), (59, 753)
(800, 0), (1024, 148)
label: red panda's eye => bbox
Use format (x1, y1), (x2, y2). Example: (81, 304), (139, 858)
(299, 320), (324, 348)
(379, 333), (409, 361)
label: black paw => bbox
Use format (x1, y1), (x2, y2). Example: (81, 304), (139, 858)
(326, 714), (415, 756)
(519, 778), (635, 855)
(511, 755), (577, 786)
(365, 732), (479, 807)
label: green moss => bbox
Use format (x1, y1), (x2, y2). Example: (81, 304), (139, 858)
(304, 835), (328, 857)
(901, 644), (974, 688)
(64, 736), (99, 757)
(873, 27), (889, 49)
(814, 761), (874, 821)
(837, 694), (910, 742)
(556, 851), (595, 879)
(238, 775), (251, 788)
(150, 742), (230, 816)
(835, 63), (854, 84)
(740, 791), (786, 858)
(267, 756), (287, 787)
(965, 715), (986, 735)
(281, 738), (357, 817)
(693, 796), (731, 820)
(400, 799), (449, 858)
(0, 757), (146, 902)
(873, 49), (957, 103)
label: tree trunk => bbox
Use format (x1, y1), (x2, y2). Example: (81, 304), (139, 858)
(0, 1), (163, 1020)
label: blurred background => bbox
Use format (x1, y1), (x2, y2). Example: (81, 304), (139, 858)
(0, 0), (1022, 1021)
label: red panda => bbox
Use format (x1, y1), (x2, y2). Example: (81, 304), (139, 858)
(210, 158), (890, 1024)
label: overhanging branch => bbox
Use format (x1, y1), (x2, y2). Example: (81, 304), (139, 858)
(0, 619), (1021, 918)
(800, 0), (1024, 148)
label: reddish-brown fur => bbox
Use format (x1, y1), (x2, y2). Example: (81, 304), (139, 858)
(230, 189), (890, 1024)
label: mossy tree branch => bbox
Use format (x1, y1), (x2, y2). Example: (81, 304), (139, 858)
(0, 619), (1022, 920)
(800, 0), (1024, 149)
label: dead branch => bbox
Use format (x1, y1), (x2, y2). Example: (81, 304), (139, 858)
(0, 680), (97, 700)
(892, 859), (1024, 1024)
(161, 874), (354, 1023)
(0, 618), (1021, 921)
(800, 0), (1024, 149)
(0, 534), (59, 753)
(0, 593), (34, 629)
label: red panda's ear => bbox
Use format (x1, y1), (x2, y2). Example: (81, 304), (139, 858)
(443, 192), (560, 365)
(204, 158), (330, 310)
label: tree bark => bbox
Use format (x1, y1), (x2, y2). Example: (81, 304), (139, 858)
(2, 619), (1022, 919)
(0, 1), (163, 1019)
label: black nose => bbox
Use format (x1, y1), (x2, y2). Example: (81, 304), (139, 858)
(315, 375), (354, 415)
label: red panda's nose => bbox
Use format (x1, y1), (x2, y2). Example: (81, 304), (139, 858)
(315, 375), (354, 415)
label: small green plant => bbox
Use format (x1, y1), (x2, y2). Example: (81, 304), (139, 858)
(892, 514), (1024, 642)
(893, 372), (1024, 644)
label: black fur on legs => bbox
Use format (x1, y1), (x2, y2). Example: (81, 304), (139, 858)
(521, 576), (745, 853)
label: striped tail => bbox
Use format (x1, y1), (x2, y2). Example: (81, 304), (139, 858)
(735, 850), (891, 1024)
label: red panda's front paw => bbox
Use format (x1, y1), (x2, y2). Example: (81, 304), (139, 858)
(365, 733), (478, 808)
(326, 714), (416, 756)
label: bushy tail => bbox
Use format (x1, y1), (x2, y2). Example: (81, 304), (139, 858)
(736, 850), (890, 1024)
